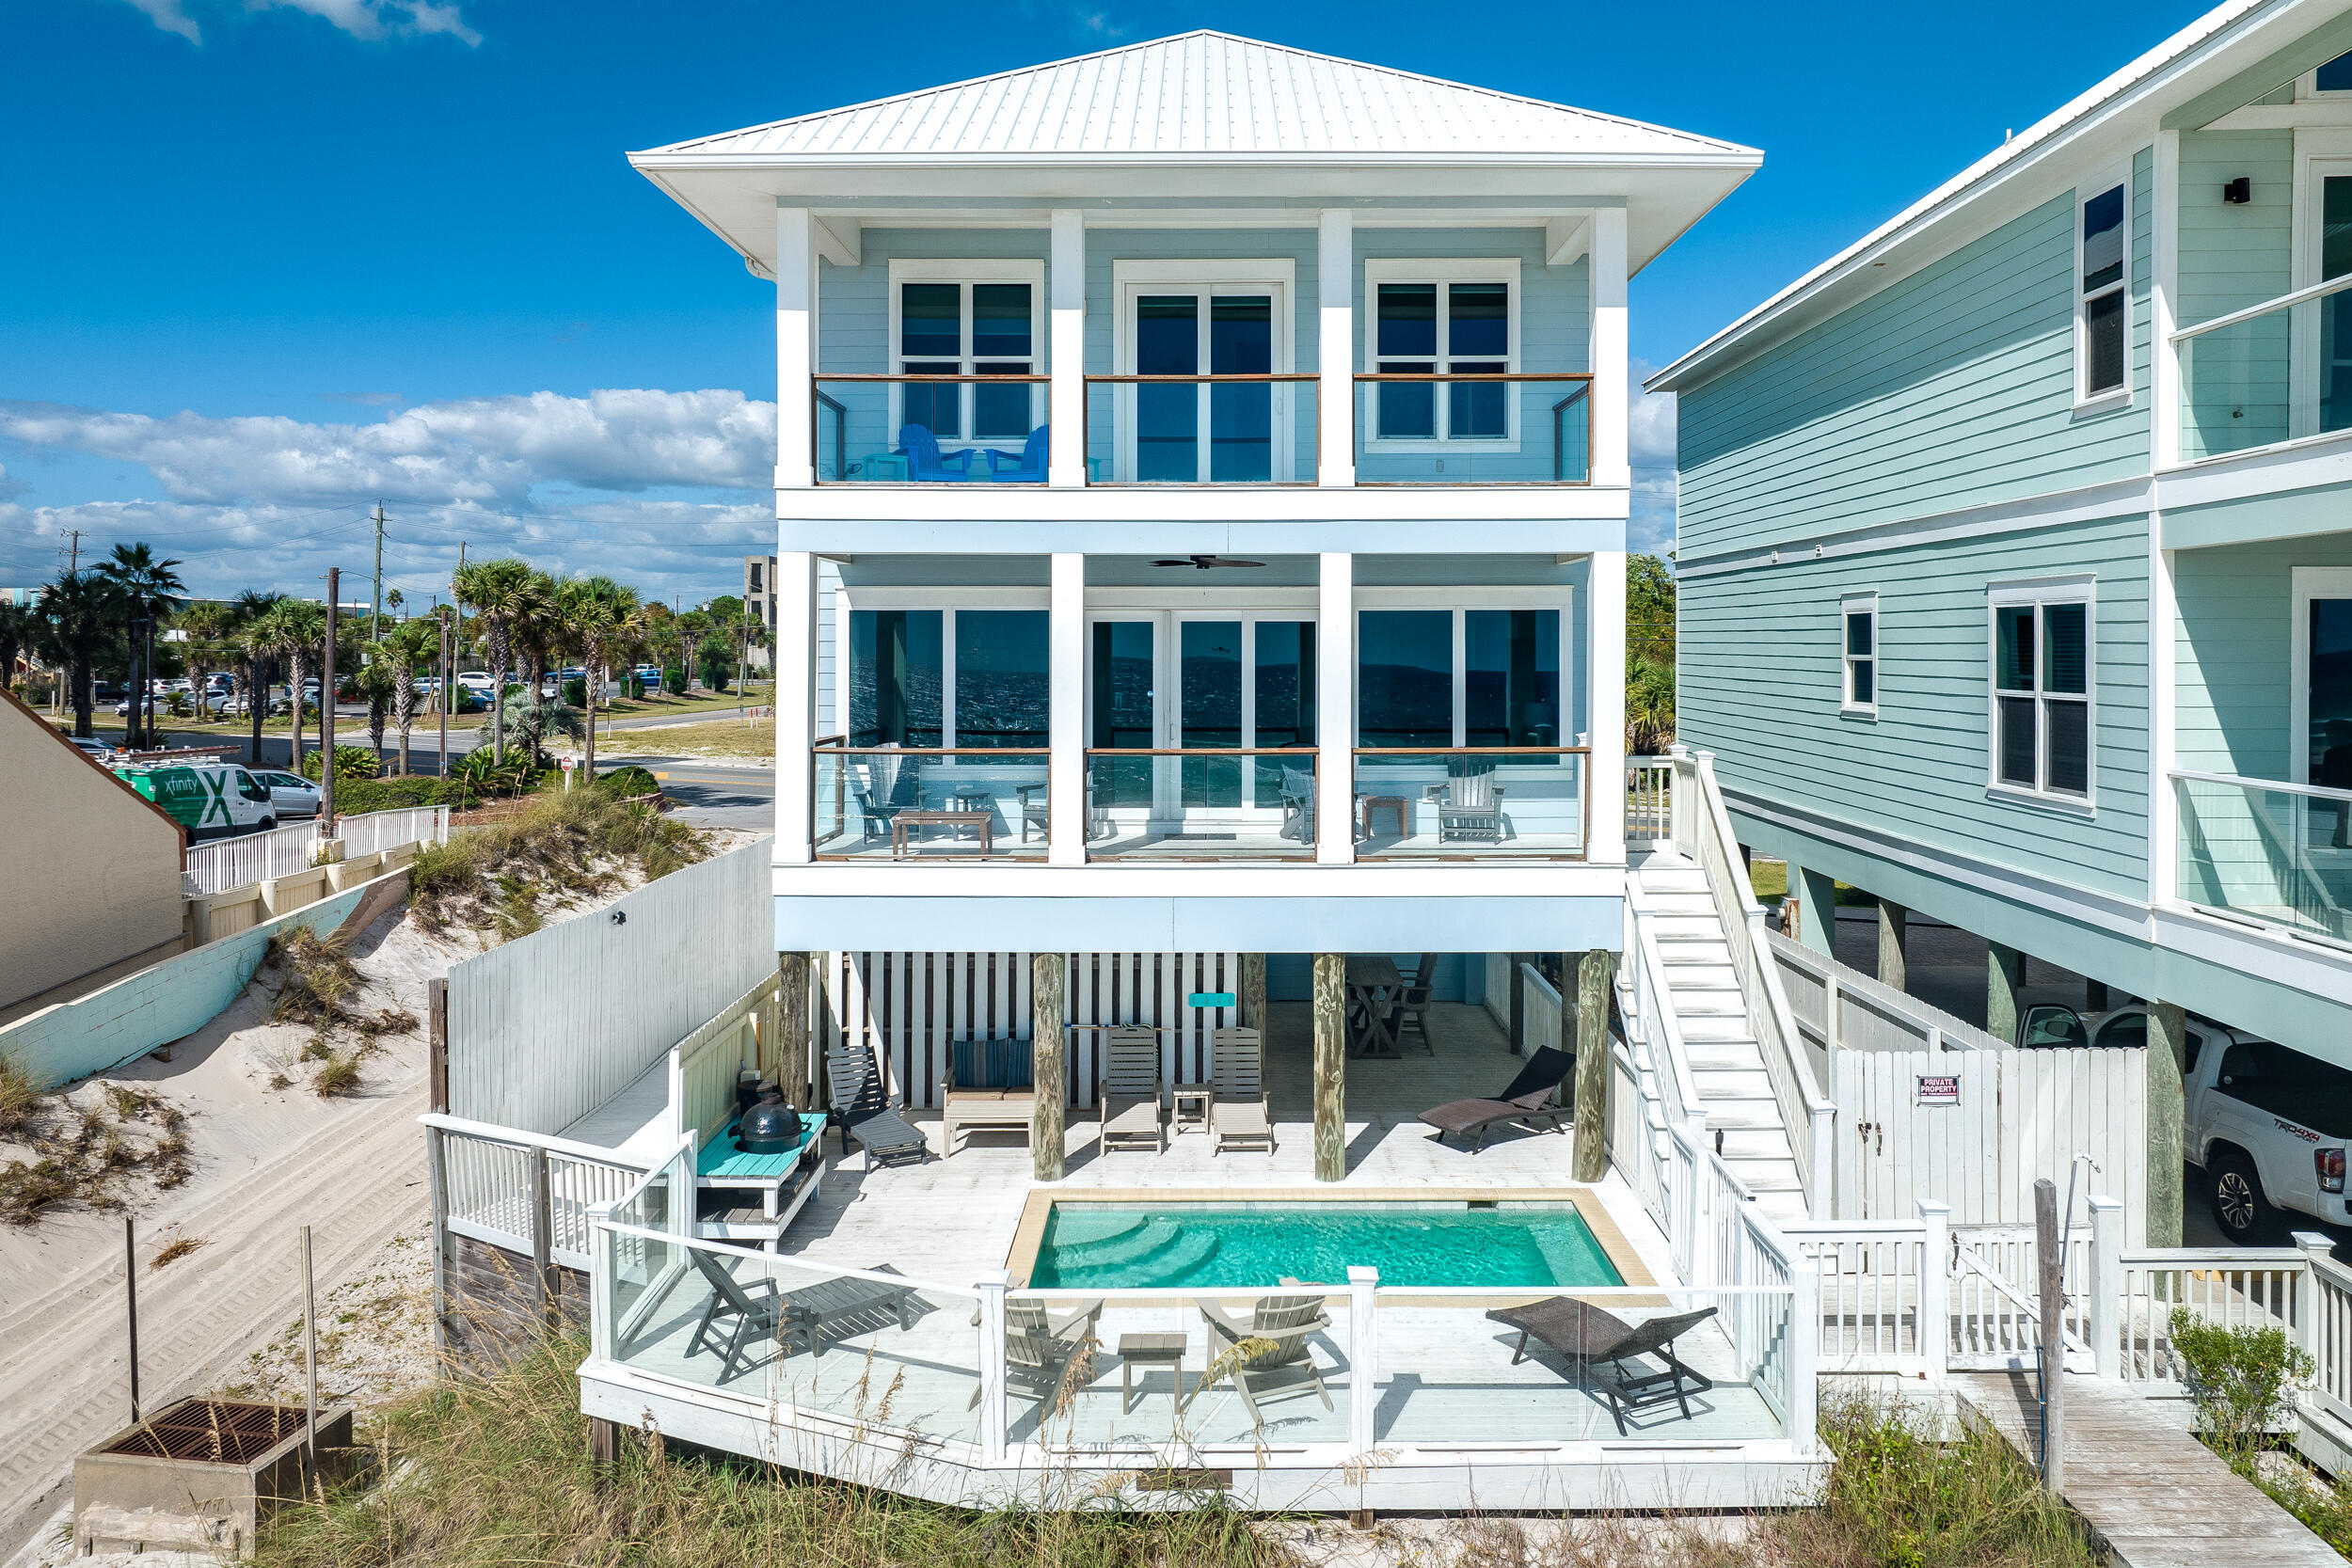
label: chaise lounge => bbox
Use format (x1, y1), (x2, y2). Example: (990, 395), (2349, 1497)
(825, 1035), (931, 1166)
(1485, 1298), (1718, 1433)
(1417, 1046), (1575, 1150)
(1096, 1024), (1166, 1154)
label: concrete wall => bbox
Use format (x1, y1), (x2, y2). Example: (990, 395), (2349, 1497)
(0, 689), (186, 1025)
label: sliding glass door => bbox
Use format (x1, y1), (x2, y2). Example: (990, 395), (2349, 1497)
(1087, 611), (1317, 829)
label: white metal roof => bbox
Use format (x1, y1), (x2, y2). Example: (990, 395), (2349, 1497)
(642, 31), (1752, 163)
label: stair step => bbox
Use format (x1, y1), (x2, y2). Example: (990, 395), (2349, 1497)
(1722, 1162), (1805, 1195)
(1682, 1038), (1766, 1070)
(1691, 1067), (1774, 1100)
(1666, 990), (1746, 1017)
(1702, 1104), (1788, 1132)
(1655, 937), (1734, 959)
(1646, 892), (1718, 916)
(1650, 916), (1724, 942)
(1660, 962), (1739, 990)
(1713, 1129), (1796, 1160)
(1678, 1016), (1760, 1045)
(1639, 868), (1708, 893)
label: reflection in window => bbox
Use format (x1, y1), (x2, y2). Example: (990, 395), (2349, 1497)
(1359, 610), (1454, 748)
(850, 610), (942, 747)
(1465, 610), (1558, 745)
(1253, 621), (1316, 808)
(954, 610), (1047, 748)
(2323, 178), (2352, 435)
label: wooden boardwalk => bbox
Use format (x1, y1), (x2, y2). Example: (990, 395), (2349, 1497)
(1955, 1371), (2342, 1568)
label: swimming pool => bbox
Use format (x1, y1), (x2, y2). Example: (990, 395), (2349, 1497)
(1025, 1200), (1627, 1290)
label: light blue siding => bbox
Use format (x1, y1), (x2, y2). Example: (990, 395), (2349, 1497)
(2176, 130), (2295, 456)
(1677, 153), (2154, 558)
(2174, 530), (2352, 779)
(1678, 514), (2152, 898)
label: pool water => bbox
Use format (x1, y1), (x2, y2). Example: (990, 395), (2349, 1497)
(1027, 1202), (1626, 1290)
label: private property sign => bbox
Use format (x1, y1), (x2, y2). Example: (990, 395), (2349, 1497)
(1915, 1074), (1961, 1107)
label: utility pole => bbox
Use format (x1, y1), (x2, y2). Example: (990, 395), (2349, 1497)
(60, 528), (84, 573)
(451, 542), (466, 723)
(322, 568), (339, 831)
(370, 503), (386, 641)
(437, 607), (452, 780)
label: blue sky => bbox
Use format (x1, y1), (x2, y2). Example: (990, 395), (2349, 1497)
(0, 0), (2209, 604)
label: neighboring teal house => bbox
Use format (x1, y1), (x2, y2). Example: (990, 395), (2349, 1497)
(1652, 0), (2352, 1164)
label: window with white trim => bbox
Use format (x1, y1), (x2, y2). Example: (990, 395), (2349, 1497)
(1841, 594), (1878, 716)
(1990, 583), (2093, 803)
(888, 261), (1044, 446)
(2076, 177), (2128, 403)
(1365, 260), (1520, 444)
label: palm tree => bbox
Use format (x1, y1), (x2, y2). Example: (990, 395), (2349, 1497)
(453, 558), (544, 767)
(246, 598), (327, 774)
(95, 544), (186, 749)
(513, 570), (564, 706)
(232, 590), (282, 764)
(36, 573), (120, 737)
(176, 601), (237, 722)
(0, 598), (31, 693)
(558, 577), (645, 775)
(381, 618), (437, 775)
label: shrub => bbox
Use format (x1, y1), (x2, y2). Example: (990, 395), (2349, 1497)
(594, 765), (660, 798)
(406, 788), (708, 936)
(661, 664), (687, 696)
(327, 775), (475, 814)
(2171, 1309), (2314, 1450)
(299, 744), (384, 784)
(562, 676), (587, 706)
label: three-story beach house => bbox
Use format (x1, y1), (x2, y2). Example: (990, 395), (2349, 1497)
(1653, 0), (2352, 1244)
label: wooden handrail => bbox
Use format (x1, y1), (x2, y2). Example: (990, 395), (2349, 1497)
(1082, 747), (1318, 757)
(814, 372), (1053, 383)
(1352, 372), (1596, 383)
(1353, 746), (1590, 755)
(1083, 372), (1320, 383)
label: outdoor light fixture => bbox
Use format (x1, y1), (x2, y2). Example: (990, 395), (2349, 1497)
(610, 911), (626, 926)
(2224, 176), (2251, 204)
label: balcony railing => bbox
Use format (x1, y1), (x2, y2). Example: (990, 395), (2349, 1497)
(814, 741), (1047, 860)
(2172, 768), (2352, 947)
(1352, 748), (1589, 859)
(1354, 373), (1592, 484)
(1082, 374), (1320, 485)
(2173, 273), (2352, 463)
(812, 374), (1054, 483)
(1083, 749), (1317, 860)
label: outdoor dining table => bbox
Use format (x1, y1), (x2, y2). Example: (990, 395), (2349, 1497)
(1345, 956), (1404, 1058)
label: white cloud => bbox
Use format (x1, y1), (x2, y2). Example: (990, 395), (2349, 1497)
(119, 0), (479, 45)
(1628, 359), (1679, 555)
(120, 0), (202, 41)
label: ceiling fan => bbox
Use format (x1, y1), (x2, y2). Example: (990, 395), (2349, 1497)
(1150, 554), (1265, 570)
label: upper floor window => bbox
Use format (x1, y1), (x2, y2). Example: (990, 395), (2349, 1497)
(888, 261), (1043, 446)
(2077, 178), (2128, 404)
(1841, 594), (1878, 717)
(2312, 50), (2352, 92)
(1989, 580), (2093, 806)
(1358, 606), (1563, 748)
(849, 606), (1049, 750)
(1366, 260), (1520, 444)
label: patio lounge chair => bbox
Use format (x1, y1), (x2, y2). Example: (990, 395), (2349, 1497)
(1416, 1046), (1574, 1150)
(1096, 1024), (1166, 1153)
(685, 1248), (783, 1383)
(1483, 1299), (1718, 1434)
(968, 1295), (1104, 1408)
(1427, 765), (1505, 843)
(824, 1034), (931, 1166)
(777, 1263), (922, 1358)
(855, 748), (926, 844)
(1200, 1293), (1332, 1426)
(1278, 766), (1315, 843)
(941, 1036), (1036, 1154)
(981, 424), (1050, 483)
(1209, 1026), (1274, 1154)
(893, 423), (977, 483)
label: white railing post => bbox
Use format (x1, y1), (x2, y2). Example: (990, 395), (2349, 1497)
(977, 1270), (1010, 1464)
(2293, 1231), (2336, 1365)
(1917, 1198), (1950, 1381)
(1808, 1101), (1836, 1220)
(1686, 1112), (1713, 1288)
(2088, 1196), (2124, 1378)
(1347, 1266), (1378, 1457)
(586, 1201), (616, 1363)
(1789, 1259), (1820, 1454)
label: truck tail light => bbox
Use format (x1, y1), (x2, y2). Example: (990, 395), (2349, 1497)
(2321, 1148), (2346, 1195)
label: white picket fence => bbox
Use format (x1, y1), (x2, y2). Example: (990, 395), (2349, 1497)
(182, 805), (451, 897)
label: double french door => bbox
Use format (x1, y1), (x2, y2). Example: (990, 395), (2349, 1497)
(1086, 612), (1316, 827)
(1116, 275), (1294, 483)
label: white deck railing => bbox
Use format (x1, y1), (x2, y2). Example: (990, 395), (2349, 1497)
(338, 803), (451, 858)
(183, 804), (451, 897)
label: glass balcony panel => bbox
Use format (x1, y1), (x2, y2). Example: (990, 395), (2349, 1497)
(2174, 772), (2352, 945)
(813, 746), (1047, 860)
(1009, 1289), (1349, 1452)
(1083, 376), (1318, 484)
(1373, 1289), (1794, 1446)
(1353, 375), (1592, 484)
(2174, 277), (2352, 463)
(812, 375), (1050, 483)
(601, 1231), (982, 1446)
(1084, 750), (1316, 860)
(1353, 749), (1587, 859)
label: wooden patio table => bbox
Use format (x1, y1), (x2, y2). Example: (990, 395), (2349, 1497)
(1345, 956), (1404, 1058)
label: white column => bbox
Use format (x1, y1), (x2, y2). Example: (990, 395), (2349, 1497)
(2086, 1195), (2122, 1378)
(1048, 552), (1086, 865)
(1318, 208), (1355, 486)
(2150, 133), (2182, 913)
(773, 551), (818, 863)
(1346, 1266), (1378, 1455)
(1788, 1258), (1821, 1454)
(976, 1269), (1010, 1462)
(775, 206), (815, 490)
(1916, 1198), (1950, 1381)
(1585, 550), (1627, 863)
(1050, 210), (1087, 487)
(1590, 206), (1630, 490)
(1316, 551), (1356, 864)
(2153, 130), (2182, 470)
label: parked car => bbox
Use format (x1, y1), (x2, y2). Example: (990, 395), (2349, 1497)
(248, 769), (324, 819)
(110, 759), (279, 839)
(633, 664), (661, 687)
(2024, 1002), (2350, 1240)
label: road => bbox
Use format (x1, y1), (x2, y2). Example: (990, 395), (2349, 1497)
(637, 760), (776, 832)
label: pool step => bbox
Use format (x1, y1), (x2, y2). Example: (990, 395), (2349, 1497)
(1043, 1213), (1157, 1264)
(1057, 1227), (1223, 1288)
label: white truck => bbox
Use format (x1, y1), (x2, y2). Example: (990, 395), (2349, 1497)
(2023, 1002), (2349, 1242)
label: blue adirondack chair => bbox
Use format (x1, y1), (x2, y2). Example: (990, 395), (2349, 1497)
(981, 425), (1050, 483)
(893, 424), (977, 483)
